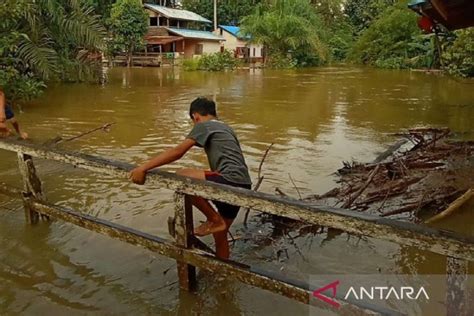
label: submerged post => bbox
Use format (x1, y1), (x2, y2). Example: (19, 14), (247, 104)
(446, 257), (469, 316)
(17, 153), (47, 224)
(174, 192), (196, 291)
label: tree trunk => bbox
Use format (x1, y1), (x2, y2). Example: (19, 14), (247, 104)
(127, 43), (134, 68)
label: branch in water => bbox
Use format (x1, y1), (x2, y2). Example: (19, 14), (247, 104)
(288, 173), (302, 200)
(243, 142), (274, 227)
(44, 122), (116, 146)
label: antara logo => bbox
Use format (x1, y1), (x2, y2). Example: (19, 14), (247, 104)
(344, 286), (430, 301)
(312, 281), (430, 309)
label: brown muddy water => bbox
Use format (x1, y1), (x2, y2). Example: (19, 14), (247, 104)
(0, 67), (473, 315)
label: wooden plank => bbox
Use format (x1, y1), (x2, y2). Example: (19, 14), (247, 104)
(17, 153), (43, 224)
(174, 193), (196, 291)
(446, 257), (469, 316)
(0, 139), (473, 261)
(26, 197), (383, 315)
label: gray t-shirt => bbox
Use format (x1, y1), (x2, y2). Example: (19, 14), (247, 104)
(186, 120), (252, 185)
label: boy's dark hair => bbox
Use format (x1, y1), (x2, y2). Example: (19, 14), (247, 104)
(189, 97), (217, 118)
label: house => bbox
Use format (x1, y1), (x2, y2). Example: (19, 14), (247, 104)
(143, 4), (224, 59)
(216, 25), (264, 63)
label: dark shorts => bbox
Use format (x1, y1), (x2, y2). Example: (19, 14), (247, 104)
(5, 105), (14, 120)
(205, 171), (251, 220)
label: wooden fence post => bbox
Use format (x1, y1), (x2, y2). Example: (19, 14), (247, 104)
(174, 192), (196, 291)
(446, 257), (469, 316)
(17, 153), (48, 224)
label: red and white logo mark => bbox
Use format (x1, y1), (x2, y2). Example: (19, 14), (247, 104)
(312, 280), (341, 308)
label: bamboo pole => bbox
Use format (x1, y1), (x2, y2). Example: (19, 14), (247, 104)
(425, 188), (473, 224)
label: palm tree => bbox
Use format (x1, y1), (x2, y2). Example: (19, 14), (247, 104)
(241, 0), (328, 65)
(3, 0), (106, 83)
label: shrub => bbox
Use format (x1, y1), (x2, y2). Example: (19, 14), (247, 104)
(442, 28), (474, 78)
(184, 50), (240, 72)
(182, 58), (200, 71)
(349, 4), (431, 69)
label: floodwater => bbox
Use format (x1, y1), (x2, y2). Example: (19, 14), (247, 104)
(0, 67), (473, 315)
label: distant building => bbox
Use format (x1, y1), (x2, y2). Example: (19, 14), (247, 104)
(216, 25), (264, 63)
(144, 4), (224, 58)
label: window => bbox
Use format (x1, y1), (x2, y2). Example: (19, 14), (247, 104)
(150, 17), (158, 27)
(195, 44), (203, 55)
(253, 48), (256, 57)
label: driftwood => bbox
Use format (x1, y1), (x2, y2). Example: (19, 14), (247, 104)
(307, 127), (473, 222)
(342, 164), (380, 208)
(275, 187), (289, 198)
(425, 189), (473, 224)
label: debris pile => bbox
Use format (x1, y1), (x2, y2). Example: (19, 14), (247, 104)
(305, 127), (473, 222)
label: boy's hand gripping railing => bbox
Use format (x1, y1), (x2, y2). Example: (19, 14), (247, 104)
(0, 138), (472, 315)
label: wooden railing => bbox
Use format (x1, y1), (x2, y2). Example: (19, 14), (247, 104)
(112, 52), (177, 67)
(0, 138), (472, 315)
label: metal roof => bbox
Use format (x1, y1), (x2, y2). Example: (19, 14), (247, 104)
(219, 25), (251, 40)
(219, 25), (240, 37)
(167, 27), (225, 41)
(144, 4), (211, 24)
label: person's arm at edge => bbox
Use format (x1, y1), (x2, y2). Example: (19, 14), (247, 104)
(129, 138), (196, 185)
(0, 90), (9, 135)
(0, 90), (5, 121)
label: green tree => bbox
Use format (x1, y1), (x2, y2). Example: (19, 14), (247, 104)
(0, 0), (105, 103)
(85, 0), (117, 20)
(241, 0), (328, 67)
(108, 0), (149, 67)
(349, 2), (434, 69)
(182, 0), (263, 26)
(442, 28), (474, 77)
(311, 0), (354, 61)
(344, 0), (395, 34)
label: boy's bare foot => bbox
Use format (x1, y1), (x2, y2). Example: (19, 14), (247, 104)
(20, 132), (28, 140)
(194, 219), (226, 236)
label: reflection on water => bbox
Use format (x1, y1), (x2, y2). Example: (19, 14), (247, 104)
(0, 67), (472, 314)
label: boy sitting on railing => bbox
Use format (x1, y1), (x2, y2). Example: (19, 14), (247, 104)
(130, 97), (252, 259)
(0, 89), (29, 139)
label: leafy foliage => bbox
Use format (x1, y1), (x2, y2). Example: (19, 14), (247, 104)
(349, 3), (435, 69)
(107, 0), (149, 66)
(241, 0), (328, 67)
(184, 50), (240, 71)
(0, 0), (105, 102)
(442, 28), (474, 78)
(84, 0), (116, 20)
(182, 0), (263, 26)
(344, 0), (395, 34)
